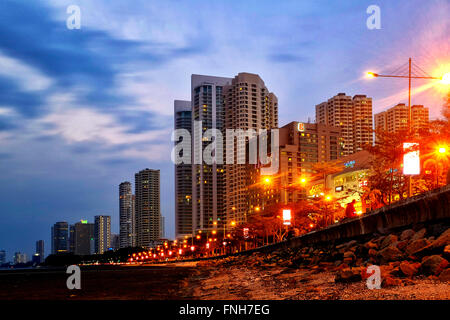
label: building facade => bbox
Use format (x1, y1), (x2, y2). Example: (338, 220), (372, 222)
(14, 252), (27, 264)
(35, 240), (44, 263)
(248, 122), (342, 211)
(73, 220), (94, 256)
(191, 74), (232, 233)
(316, 93), (372, 156)
(119, 181), (135, 248)
(51, 221), (69, 254)
(135, 169), (161, 247)
(94, 215), (111, 254)
(374, 104), (429, 138)
(174, 100), (193, 239)
(224, 73), (278, 225)
(0, 250), (6, 264)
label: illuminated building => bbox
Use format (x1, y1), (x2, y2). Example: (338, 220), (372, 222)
(94, 215), (111, 254)
(73, 220), (94, 256)
(374, 104), (429, 139)
(174, 100), (192, 239)
(316, 93), (373, 156)
(249, 121), (342, 211)
(119, 181), (135, 248)
(330, 150), (372, 213)
(135, 169), (161, 247)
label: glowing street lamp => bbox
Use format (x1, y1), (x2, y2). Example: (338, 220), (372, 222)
(325, 195), (332, 202)
(441, 72), (450, 85)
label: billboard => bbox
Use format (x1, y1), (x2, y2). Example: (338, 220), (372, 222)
(403, 142), (420, 175)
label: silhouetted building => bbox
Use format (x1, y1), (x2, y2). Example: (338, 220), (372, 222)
(110, 234), (120, 251)
(51, 221), (69, 254)
(35, 240), (44, 264)
(14, 252), (27, 264)
(73, 220), (94, 256)
(0, 250), (6, 264)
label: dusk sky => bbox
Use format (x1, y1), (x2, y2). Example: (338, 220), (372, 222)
(0, 0), (449, 260)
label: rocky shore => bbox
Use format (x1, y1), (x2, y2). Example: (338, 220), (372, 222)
(188, 223), (450, 299)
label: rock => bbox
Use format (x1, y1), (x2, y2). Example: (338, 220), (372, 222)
(381, 234), (398, 249)
(405, 239), (430, 256)
(438, 268), (450, 282)
(382, 276), (403, 287)
(411, 228), (426, 241)
(364, 241), (378, 250)
(399, 261), (420, 277)
(396, 240), (409, 251)
(400, 229), (415, 241)
(343, 251), (356, 264)
(378, 246), (403, 262)
(368, 248), (378, 256)
(420, 255), (449, 275)
(444, 245), (450, 259)
(430, 228), (450, 249)
(335, 267), (362, 283)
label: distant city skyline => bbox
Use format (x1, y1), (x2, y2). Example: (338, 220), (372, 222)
(0, 0), (449, 257)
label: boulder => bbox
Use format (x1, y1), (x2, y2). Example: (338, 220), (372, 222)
(399, 261), (420, 277)
(364, 241), (378, 250)
(430, 228), (450, 249)
(405, 239), (429, 256)
(378, 246), (403, 262)
(420, 255), (449, 275)
(335, 267), (362, 283)
(381, 234), (398, 249)
(438, 268), (450, 282)
(444, 245), (450, 260)
(395, 240), (409, 251)
(400, 229), (415, 241)
(410, 228), (426, 241)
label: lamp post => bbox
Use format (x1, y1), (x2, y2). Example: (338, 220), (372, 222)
(367, 58), (447, 197)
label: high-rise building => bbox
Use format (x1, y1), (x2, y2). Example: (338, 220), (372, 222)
(0, 250), (6, 264)
(191, 74), (232, 233)
(224, 73), (278, 225)
(374, 103), (429, 138)
(316, 93), (372, 155)
(69, 225), (75, 253)
(248, 122), (342, 210)
(73, 220), (94, 256)
(51, 221), (69, 254)
(14, 252), (27, 264)
(174, 100), (192, 240)
(119, 181), (135, 248)
(135, 169), (161, 248)
(35, 240), (44, 264)
(110, 234), (120, 251)
(94, 215), (111, 254)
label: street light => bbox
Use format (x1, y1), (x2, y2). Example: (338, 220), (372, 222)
(367, 58), (447, 197)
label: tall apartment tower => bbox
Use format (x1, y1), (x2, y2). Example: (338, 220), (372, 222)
(73, 220), (94, 256)
(374, 104), (429, 139)
(191, 74), (232, 233)
(119, 182), (135, 248)
(51, 221), (69, 254)
(135, 169), (161, 247)
(316, 93), (372, 155)
(174, 100), (193, 240)
(224, 73), (278, 225)
(36, 240), (44, 263)
(94, 215), (111, 254)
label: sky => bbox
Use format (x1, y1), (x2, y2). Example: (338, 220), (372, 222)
(0, 0), (449, 261)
